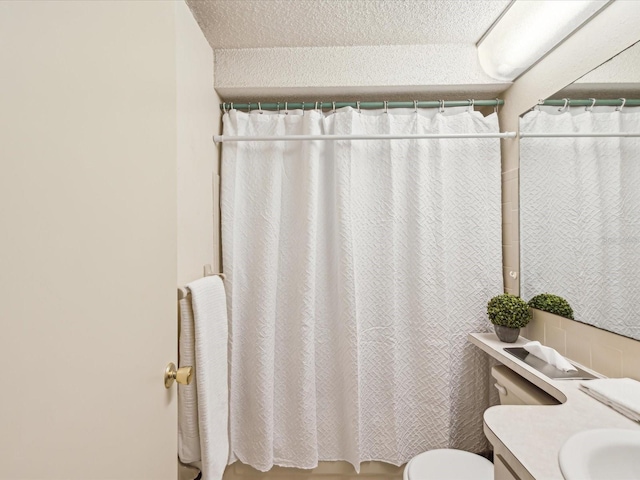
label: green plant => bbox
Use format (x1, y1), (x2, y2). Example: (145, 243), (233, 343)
(528, 293), (574, 320)
(487, 293), (532, 328)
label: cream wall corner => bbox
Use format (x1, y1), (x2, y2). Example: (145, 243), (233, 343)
(177, 0), (222, 286)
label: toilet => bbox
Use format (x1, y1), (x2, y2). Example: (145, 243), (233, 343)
(403, 448), (493, 480)
(403, 365), (558, 479)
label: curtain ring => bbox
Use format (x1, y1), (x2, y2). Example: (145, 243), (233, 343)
(284, 102), (288, 115)
(276, 102), (280, 114)
(222, 103), (227, 114)
(319, 101), (323, 113)
(616, 98), (626, 111)
(468, 99), (475, 113)
(494, 98), (499, 114)
(247, 102), (251, 113)
(332, 101), (336, 113)
(586, 98), (596, 112)
(314, 101), (318, 112)
(384, 101), (388, 114)
(438, 100), (445, 113)
(356, 100), (361, 114)
(230, 102), (234, 111)
(559, 98), (569, 112)
(301, 102), (305, 115)
(257, 102), (263, 114)
(414, 100), (418, 113)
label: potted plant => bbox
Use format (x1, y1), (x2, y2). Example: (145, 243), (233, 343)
(487, 293), (532, 343)
(528, 293), (574, 319)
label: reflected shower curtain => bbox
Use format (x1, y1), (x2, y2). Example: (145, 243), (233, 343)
(221, 107), (503, 471)
(521, 106), (640, 339)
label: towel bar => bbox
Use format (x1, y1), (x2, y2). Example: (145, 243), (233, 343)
(177, 271), (225, 301)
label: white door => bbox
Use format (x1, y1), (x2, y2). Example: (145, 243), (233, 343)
(0, 2), (179, 478)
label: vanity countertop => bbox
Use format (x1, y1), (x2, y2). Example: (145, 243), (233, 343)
(470, 332), (640, 480)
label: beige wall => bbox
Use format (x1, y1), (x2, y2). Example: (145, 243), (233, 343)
(176, 0), (222, 285)
(0, 1), (181, 478)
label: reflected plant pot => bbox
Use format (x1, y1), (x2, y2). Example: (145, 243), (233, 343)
(494, 325), (520, 343)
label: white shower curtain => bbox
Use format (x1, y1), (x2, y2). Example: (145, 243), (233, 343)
(221, 106), (503, 472)
(521, 106), (640, 339)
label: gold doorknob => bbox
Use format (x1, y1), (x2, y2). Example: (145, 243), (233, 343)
(164, 362), (193, 389)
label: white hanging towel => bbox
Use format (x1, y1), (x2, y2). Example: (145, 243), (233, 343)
(178, 296), (202, 464)
(523, 341), (577, 372)
(180, 276), (230, 480)
(580, 378), (640, 422)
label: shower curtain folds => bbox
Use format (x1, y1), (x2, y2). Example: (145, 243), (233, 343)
(221, 106), (503, 473)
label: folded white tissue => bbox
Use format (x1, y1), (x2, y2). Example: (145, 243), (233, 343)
(523, 341), (577, 372)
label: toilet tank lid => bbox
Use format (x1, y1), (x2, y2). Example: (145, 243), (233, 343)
(491, 364), (559, 405)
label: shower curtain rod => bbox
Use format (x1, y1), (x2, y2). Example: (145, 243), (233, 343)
(219, 99), (504, 112)
(522, 99), (640, 138)
(520, 132), (640, 138)
(540, 98), (640, 107)
(177, 268), (225, 301)
(213, 132), (516, 144)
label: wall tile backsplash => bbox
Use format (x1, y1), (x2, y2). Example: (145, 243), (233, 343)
(522, 309), (640, 381)
(501, 168), (519, 295)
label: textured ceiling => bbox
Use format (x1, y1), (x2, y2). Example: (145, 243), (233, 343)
(186, 0), (512, 49)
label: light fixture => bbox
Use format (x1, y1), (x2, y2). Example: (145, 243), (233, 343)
(477, 0), (610, 82)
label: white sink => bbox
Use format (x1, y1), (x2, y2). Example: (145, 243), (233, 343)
(559, 429), (640, 480)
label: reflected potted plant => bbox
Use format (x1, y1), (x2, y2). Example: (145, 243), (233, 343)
(487, 293), (532, 343)
(528, 293), (574, 319)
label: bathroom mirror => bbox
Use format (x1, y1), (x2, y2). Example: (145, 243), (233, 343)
(519, 41), (640, 341)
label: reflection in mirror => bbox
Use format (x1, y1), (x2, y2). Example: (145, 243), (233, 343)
(519, 41), (640, 341)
